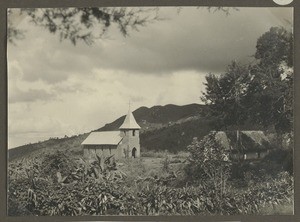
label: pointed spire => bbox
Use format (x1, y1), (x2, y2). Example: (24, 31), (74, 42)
(119, 102), (141, 130)
(128, 100), (131, 111)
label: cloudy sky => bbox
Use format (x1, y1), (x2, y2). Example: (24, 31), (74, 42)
(7, 7), (293, 148)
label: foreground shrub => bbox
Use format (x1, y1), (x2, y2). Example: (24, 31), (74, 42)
(135, 171), (293, 215)
(8, 149), (293, 216)
(264, 148), (293, 174)
(8, 151), (139, 216)
(185, 133), (231, 195)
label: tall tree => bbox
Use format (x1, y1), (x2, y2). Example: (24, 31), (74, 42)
(201, 61), (252, 130)
(202, 27), (293, 134)
(250, 27), (293, 133)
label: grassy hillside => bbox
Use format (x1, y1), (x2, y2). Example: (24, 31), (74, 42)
(8, 134), (89, 161)
(9, 104), (206, 161)
(141, 116), (216, 153)
(97, 103), (213, 153)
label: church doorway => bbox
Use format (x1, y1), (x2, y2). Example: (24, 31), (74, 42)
(132, 147), (137, 158)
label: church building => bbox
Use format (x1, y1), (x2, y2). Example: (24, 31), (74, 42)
(81, 107), (141, 159)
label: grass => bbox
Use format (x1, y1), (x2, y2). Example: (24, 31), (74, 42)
(8, 148), (294, 216)
(116, 155), (187, 185)
(141, 149), (189, 159)
(258, 201), (294, 215)
(141, 150), (171, 158)
(112, 156), (295, 215)
(8, 134), (294, 216)
(8, 134), (87, 162)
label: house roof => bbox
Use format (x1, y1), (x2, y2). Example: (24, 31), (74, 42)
(242, 131), (269, 146)
(119, 108), (141, 130)
(214, 130), (270, 152)
(215, 131), (231, 150)
(81, 131), (122, 145)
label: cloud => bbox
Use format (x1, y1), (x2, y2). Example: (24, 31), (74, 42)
(7, 7), (293, 148)
(8, 69), (207, 147)
(9, 116), (65, 134)
(83, 7), (292, 74)
(51, 79), (95, 94)
(8, 61), (55, 103)
(131, 95), (146, 103)
(8, 114), (79, 148)
(9, 87), (55, 103)
(8, 7), (293, 85)
(8, 57), (95, 104)
(8, 36), (100, 83)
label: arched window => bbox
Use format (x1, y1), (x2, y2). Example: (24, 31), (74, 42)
(132, 147), (137, 158)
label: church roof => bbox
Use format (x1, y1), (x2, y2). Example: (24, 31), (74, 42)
(81, 131), (122, 145)
(119, 108), (141, 130)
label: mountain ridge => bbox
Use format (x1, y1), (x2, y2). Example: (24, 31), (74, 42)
(9, 103), (208, 161)
(97, 103), (206, 132)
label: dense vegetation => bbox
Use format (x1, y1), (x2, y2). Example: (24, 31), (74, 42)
(8, 135), (293, 216)
(140, 117), (215, 153)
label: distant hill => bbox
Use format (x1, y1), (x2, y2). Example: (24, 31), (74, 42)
(96, 103), (214, 153)
(97, 103), (207, 132)
(8, 134), (89, 161)
(140, 116), (216, 153)
(8, 103), (264, 161)
(9, 103), (209, 161)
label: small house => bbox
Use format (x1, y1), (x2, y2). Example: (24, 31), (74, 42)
(214, 131), (271, 160)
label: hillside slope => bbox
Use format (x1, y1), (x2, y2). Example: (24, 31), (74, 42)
(9, 103), (209, 161)
(97, 103), (206, 132)
(140, 117), (216, 152)
(97, 103), (214, 153)
(8, 134), (89, 161)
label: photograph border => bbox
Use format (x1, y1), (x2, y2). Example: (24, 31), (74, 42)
(1, 0), (299, 221)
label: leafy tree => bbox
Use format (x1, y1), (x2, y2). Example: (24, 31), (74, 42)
(202, 27), (293, 134)
(255, 27), (293, 68)
(250, 27), (293, 133)
(201, 61), (253, 130)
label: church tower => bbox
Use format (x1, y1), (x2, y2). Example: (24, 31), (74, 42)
(119, 106), (141, 158)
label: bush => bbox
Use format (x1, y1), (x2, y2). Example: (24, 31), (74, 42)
(185, 133), (231, 191)
(161, 156), (171, 172)
(8, 148), (294, 216)
(264, 148), (293, 174)
(8, 151), (139, 216)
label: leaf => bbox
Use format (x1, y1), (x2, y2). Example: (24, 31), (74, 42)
(56, 171), (67, 183)
(96, 154), (101, 165)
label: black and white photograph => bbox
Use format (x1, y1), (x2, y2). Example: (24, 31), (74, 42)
(7, 6), (294, 216)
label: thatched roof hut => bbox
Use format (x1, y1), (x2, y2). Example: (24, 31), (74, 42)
(213, 131), (271, 160)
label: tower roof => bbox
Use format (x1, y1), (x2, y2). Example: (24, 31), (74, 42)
(119, 108), (141, 130)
